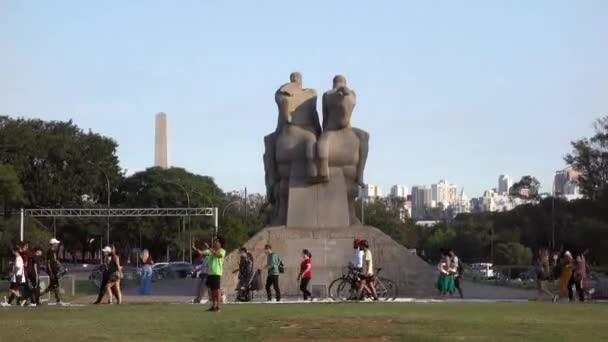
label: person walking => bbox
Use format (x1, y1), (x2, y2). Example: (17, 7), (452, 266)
(105, 246), (123, 304)
(139, 249), (153, 295)
(437, 254), (455, 298)
(535, 248), (556, 301)
(40, 238), (63, 305)
(569, 251), (586, 302)
(449, 249), (464, 299)
(264, 244), (281, 302)
(202, 237), (226, 312)
(192, 241), (210, 304)
(93, 246), (115, 304)
(233, 247), (254, 301)
(357, 240), (378, 301)
(1, 246), (26, 306)
(297, 249), (312, 301)
(27, 247), (43, 306)
(557, 250), (574, 301)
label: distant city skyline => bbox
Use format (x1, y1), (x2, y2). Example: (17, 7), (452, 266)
(2, 1), (606, 196)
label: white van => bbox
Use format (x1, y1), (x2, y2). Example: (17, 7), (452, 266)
(471, 263), (494, 279)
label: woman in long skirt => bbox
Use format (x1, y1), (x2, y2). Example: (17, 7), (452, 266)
(437, 255), (455, 297)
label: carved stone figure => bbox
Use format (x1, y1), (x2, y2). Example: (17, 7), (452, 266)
(264, 73), (368, 227)
(264, 73), (320, 225)
(318, 75), (369, 225)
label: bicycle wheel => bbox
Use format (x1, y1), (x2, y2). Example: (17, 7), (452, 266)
(375, 277), (398, 301)
(334, 279), (356, 301)
(328, 277), (345, 300)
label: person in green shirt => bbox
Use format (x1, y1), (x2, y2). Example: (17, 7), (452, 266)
(201, 236), (226, 312)
(264, 244), (281, 302)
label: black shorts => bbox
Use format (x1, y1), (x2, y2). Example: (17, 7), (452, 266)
(207, 275), (221, 290)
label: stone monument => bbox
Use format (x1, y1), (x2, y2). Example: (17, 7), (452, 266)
(223, 73), (435, 297)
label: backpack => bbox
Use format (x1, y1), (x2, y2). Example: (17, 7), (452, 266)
(278, 259), (285, 274)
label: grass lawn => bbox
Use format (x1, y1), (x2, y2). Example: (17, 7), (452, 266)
(1, 302), (607, 342)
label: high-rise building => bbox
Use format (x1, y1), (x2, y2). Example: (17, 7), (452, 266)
(498, 174), (513, 195)
(554, 167), (582, 201)
(362, 184), (383, 199)
(431, 180), (458, 207)
(554, 167), (579, 195)
(411, 185), (432, 219)
(390, 185), (409, 198)
(154, 112), (169, 169)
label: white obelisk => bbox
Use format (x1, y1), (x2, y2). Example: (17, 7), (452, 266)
(154, 112), (169, 169)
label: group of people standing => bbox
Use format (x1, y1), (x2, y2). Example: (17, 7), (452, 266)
(2, 238), (63, 307)
(535, 247), (590, 302)
(436, 248), (464, 298)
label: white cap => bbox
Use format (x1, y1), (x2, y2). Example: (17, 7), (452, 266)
(49, 238), (61, 245)
(564, 251), (572, 257)
(102, 246), (112, 253)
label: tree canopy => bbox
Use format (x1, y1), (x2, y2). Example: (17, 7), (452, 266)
(565, 116), (608, 201)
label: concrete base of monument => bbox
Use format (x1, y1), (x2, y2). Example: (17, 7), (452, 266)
(222, 225), (437, 298)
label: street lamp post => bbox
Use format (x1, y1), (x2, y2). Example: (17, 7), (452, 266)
(165, 180), (191, 263)
(222, 200), (241, 222)
(89, 162), (111, 245)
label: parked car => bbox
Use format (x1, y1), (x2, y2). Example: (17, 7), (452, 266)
(588, 272), (608, 299)
(470, 263), (495, 279)
(152, 262), (192, 280)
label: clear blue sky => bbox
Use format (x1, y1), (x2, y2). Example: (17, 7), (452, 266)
(1, 1), (607, 197)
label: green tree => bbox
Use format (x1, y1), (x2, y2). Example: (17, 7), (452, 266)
(0, 164), (25, 216)
(494, 242), (532, 266)
(0, 116), (122, 208)
(565, 116), (608, 201)
(509, 176), (541, 201)
(115, 167), (223, 259)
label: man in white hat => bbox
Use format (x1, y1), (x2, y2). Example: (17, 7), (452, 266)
(40, 238), (63, 305)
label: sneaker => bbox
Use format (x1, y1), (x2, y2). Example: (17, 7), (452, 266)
(552, 295), (558, 303)
(57, 302), (68, 306)
(28, 303), (37, 307)
(0, 302), (10, 307)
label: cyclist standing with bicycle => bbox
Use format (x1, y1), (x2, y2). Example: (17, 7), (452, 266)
(357, 240), (378, 301)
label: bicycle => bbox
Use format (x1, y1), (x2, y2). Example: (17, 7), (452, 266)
(329, 266), (398, 301)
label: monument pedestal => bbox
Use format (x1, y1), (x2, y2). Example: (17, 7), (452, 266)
(222, 225), (436, 298)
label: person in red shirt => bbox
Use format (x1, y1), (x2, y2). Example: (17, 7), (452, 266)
(297, 249), (312, 301)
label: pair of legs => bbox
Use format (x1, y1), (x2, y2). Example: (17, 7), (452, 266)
(454, 277), (464, 298)
(207, 275), (221, 311)
(194, 274), (208, 303)
(537, 279), (555, 300)
(300, 277), (312, 300)
(94, 274), (118, 304)
(266, 274), (281, 301)
(6, 282), (25, 305)
(27, 276), (40, 305)
(40, 275), (61, 303)
(568, 276), (584, 302)
(106, 279), (122, 304)
(357, 275), (377, 300)
(139, 266), (153, 295)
